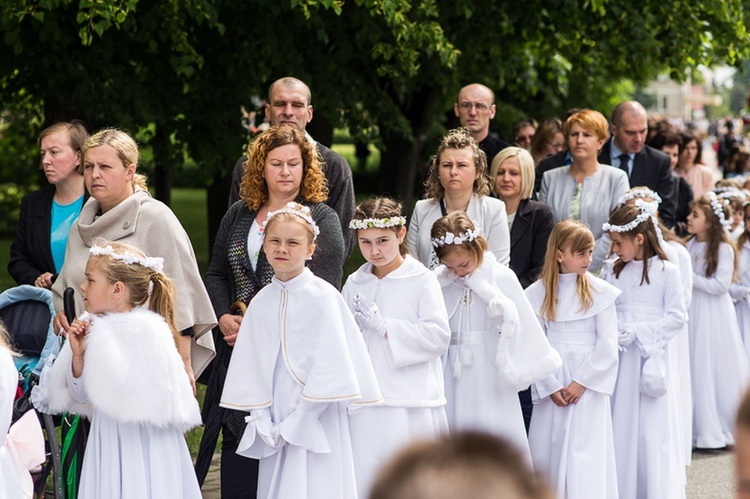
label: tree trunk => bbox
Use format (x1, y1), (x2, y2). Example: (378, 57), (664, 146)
(151, 128), (177, 206)
(206, 171), (232, 260)
(380, 85), (440, 214)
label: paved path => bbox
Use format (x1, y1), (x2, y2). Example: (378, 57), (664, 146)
(200, 448), (736, 498)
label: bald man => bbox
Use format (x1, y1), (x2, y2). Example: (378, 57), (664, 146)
(228, 77), (355, 258)
(454, 84), (510, 164)
(599, 101), (675, 227)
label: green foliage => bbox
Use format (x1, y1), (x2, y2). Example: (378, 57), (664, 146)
(1, 0), (749, 221)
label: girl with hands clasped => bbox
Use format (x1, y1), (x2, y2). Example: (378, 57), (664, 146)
(603, 201), (687, 499)
(525, 220), (621, 499)
(431, 212), (560, 463)
(342, 197), (451, 498)
(220, 202), (381, 499)
(686, 193), (750, 449)
(46, 240), (202, 499)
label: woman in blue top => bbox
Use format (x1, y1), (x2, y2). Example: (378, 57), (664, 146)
(9, 121), (89, 288)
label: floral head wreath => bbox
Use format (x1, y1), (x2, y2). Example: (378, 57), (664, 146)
(89, 245), (164, 274)
(349, 216), (406, 230)
(431, 225), (481, 248)
(264, 202), (320, 240)
(706, 191), (732, 232)
(615, 188), (662, 209)
(716, 188), (747, 201)
(602, 198), (664, 245)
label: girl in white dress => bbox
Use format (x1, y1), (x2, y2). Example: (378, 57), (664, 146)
(731, 202), (750, 363)
(614, 187), (694, 468)
(221, 202), (381, 499)
(525, 220), (620, 499)
(342, 197), (451, 498)
(603, 202), (687, 499)
(430, 212), (560, 461)
(686, 192), (750, 449)
(46, 240), (202, 499)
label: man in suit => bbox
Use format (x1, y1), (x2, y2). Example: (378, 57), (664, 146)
(454, 84), (510, 164)
(600, 101), (675, 227)
(228, 76), (355, 258)
(535, 102), (675, 227)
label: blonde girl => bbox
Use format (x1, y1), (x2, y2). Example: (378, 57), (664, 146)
(47, 240), (202, 499)
(221, 202), (380, 499)
(342, 197), (451, 498)
(604, 202), (687, 498)
(431, 211), (559, 463)
(525, 220), (620, 499)
(687, 193), (750, 449)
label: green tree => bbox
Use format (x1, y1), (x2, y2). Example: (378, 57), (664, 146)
(2, 0), (749, 244)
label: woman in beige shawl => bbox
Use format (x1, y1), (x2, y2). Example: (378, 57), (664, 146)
(51, 128), (216, 390)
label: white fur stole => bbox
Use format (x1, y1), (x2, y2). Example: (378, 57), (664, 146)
(46, 308), (201, 432)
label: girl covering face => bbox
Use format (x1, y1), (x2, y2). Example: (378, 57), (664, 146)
(431, 212), (560, 464)
(342, 197), (451, 497)
(221, 201), (381, 499)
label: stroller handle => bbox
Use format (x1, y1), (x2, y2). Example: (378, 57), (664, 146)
(63, 288), (76, 324)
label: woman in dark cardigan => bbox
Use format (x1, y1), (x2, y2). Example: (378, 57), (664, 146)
(9, 121), (89, 287)
(490, 146), (554, 433)
(195, 126), (345, 498)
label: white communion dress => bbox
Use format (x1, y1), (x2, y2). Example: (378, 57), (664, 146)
(605, 256), (687, 499)
(435, 252), (560, 462)
(46, 308), (203, 499)
(525, 272), (621, 499)
(341, 255), (451, 498)
(221, 269), (382, 499)
(687, 239), (750, 448)
(665, 239), (694, 467)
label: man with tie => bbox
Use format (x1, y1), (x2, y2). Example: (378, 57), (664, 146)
(599, 101), (675, 227)
(534, 102), (675, 228)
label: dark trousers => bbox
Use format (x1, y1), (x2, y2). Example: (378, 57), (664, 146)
(220, 422), (260, 498)
(519, 388), (533, 433)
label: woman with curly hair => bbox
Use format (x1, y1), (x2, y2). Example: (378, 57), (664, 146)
(196, 125), (345, 498)
(408, 128), (510, 269)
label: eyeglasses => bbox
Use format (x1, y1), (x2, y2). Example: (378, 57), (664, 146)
(458, 102), (491, 112)
(548, 142), (565, 150)
(515, 135), (534, 143)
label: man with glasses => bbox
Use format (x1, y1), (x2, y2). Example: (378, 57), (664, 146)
(454, 84), (510, 164)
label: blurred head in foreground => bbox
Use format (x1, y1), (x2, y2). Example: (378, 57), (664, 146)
(369, 431), (554, 499)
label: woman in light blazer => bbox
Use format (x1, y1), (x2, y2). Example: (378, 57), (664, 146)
(539, 110), (629, 273)
(408, 128), (510, 269)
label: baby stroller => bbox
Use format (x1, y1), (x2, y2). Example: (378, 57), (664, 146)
(3, 285), (63, 499)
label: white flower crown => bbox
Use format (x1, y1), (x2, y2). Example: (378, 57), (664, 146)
(89, 245), (164, 273)
(616, 188), (662, 209)
(349, 216), (406, 230)
(264, 202), (320, 239)
(707, 192), (732, 232)
(602, 199), (664, 244)
(716, 188), (747, 201)
(431, 227), (481, 248)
